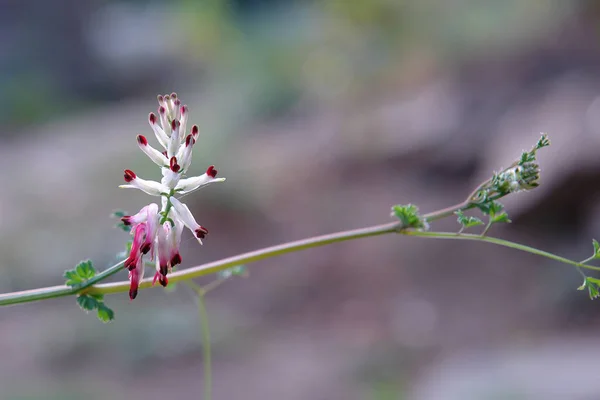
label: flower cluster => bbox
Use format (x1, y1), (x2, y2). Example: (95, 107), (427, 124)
(120, 93), (225, 299)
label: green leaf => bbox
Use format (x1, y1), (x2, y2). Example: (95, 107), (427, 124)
(475, 200), (504, 216)
(391, 204), (428, 230)
(75, 260), (96, 280)
(593, 239), (600, 259)
(578, 277), (600, 300)
(535, 133), (550, 150)
(218, 265), (248, 279)
(491, 212), (511, 224)
(76, 294), (99, 312)
(96, 303), (115, 323)
(115, 221), (131, 232)
(63, 270), (83, 286)
(519, 151), (536, 164)
(455, 210), (484, 229)
(111, 209), (127, 218)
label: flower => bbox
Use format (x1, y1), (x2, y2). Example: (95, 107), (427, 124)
(119, 93), (225, 299)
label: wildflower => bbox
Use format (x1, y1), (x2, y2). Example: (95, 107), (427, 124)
(119, 93), (225, 299)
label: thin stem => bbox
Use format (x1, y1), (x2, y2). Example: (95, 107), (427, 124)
(85, 221), (402, 296)
(182, 281), (214, 400)
(480, 220), (493, 237)
(402, 231), (600, 272)
(201, 278), (228, 295)
(0, 260), (125, 306)
(197, 293), (212, 400)
(580, 256), (596, 265)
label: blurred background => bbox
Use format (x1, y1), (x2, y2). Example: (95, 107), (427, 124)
(2, 0), (600, 399)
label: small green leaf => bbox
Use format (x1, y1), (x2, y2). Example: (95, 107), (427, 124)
(519, 151), (536, 164)
(63, 270), (83, 287)
(96, 303), (115, 323)
(218, 265), (248, 279)
(115, 221), (131, 232)
(111, 209), (128, 219)
(535, 133), (550, 150)
(75, 260), (96, 280)
(578, 277), (600, 300)
(491, 212), (511, 224)
(593, 239), (600, 259)
(76, 294), (99, 312)
(455, 210), (484, 229)
(391, 204), (428, 230)
(475, 200), (504, 216)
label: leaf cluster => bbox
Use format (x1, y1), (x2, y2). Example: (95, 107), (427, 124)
(64, 260), (115, 322)
(391, 204), (428, 230)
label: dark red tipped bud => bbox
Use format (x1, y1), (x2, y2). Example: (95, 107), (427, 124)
(124, 259), (132, 269)
(185, 134), (194, 147)
(129, 288), (138, 300)
(174, 99), (181, 107)
(137, 135), (148, 146)
(159, 106), (166, 115)
(170, 253), (182, 266)
(140, 242), (151, 254)
(206, 165), (217, 178)
(191, 125), (199, 135)
(149, 113), (157, 124)
(181, 105), (188, 115)
(124, 258), (137, 271)
(170, 157), (180, 172)
(160, 265), (169, 276)
(195, 226), (209, 239)
(158, 275), (168, 287)
(170, 92), (177, 99)
(121, 216), (132, 226)
(157, 94), (164, 103)
(124, 169), (136, 182)
(171, 119), (179, 131)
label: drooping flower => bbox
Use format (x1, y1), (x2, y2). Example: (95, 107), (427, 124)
(119, 93), (225, 299)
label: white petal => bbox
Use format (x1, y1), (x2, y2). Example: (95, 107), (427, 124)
(179, 105), (188, 143)
(145, 203), (160, 243)
(138, 136), (168, 167)
(119, 177), (168, 196)
(161, 169), (181, 190)
(170, 197), (203, 243)
(175, 174), (225, 194)
(167, 120), (181, 158)
(149, 113), (168, 149)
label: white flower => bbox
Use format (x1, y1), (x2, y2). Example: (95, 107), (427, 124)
(119, 93), (225, 299)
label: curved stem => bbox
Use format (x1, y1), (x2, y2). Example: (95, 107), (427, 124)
(402, 231), (600, 272)
(0, 221), (400, 306)
(0, 198), (540, 306)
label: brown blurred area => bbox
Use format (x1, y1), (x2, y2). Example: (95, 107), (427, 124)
(2, 0), (600, 399)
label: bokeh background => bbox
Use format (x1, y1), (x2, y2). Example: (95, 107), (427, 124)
(2, 0), (600, 399)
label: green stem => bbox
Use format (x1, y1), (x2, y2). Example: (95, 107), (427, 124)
(0, 220), (400, 305)
(0, 197), (581, 306)
(480, 220), (493, 237)
(197, 293), (212, 400)
(402, 231), (600, 272)
(0, 260), (125, 306)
